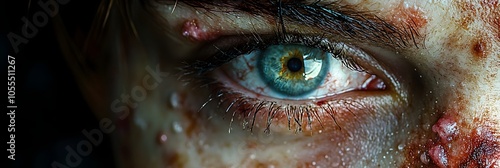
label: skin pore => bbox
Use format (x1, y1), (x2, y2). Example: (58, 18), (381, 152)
(55, 0), (499, 167)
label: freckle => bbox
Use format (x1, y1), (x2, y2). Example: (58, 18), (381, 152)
(481, 0), (498, 7)
(315, 99), (327, 106)
(460, 127), (500, 167)
(471, 39), (489, 59)
(171, 121), (184, 134)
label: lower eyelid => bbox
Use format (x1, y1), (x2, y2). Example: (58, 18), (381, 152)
(200, 70), (398, 134)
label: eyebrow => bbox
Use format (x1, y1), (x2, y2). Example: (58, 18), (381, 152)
(162, 0), (420, 49)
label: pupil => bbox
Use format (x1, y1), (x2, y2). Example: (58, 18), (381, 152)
(287, 58), (303, 72)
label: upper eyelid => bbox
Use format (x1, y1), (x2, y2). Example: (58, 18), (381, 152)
(159, 0), (421, 49)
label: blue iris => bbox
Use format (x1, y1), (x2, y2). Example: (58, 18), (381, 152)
(257, 44), (330, 96)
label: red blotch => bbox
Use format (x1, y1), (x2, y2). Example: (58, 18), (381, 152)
(459, 126), (500, 167)
(181, 19), (219, 41)
(429, 145), (448, 168)
(472, 39), (489, 59)
(389, 3), (428, 31)
(482, 0), (499, 7)
(424, 113), (500, 168)
(315, 99), (328, 106)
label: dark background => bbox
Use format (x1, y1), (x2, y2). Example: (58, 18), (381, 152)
(4, 0), (116, 167)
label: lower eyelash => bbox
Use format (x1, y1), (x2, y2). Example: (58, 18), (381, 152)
(196, 79), (357, 134)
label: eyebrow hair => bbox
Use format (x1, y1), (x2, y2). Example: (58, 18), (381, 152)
(159, 0), (420, 49)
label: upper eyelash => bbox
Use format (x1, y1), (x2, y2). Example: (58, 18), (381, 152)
(179, 33), (367, 79)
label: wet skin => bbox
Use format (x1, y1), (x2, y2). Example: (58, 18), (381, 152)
(57, 0), (500, 167)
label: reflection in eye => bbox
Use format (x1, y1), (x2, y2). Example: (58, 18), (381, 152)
(259, 44), (329, 97)
(188, 34), (390, 133)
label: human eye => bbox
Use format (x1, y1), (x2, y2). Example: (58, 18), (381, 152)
(183, 33), (393, 134)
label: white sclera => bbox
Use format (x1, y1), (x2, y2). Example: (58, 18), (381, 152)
(224, 48), (373, 100)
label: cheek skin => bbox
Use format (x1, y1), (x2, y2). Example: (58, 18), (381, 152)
(154, 84), (308, 167)
(156, 87), (411, 167)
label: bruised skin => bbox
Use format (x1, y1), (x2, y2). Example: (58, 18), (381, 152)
(98, 0), (500, 168)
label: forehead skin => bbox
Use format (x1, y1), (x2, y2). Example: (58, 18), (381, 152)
(102, 0), (500, 167)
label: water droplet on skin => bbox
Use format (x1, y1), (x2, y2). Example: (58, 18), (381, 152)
(172, 121), (183, 133)
(170, 92), (180, 109)
(250, 154), (256, 159)
(420, 152), (430, 164)
(423, 123), (431, 131)
(312, 162), (316, 166)
(318, 130), (323, 134)
(398, 144), (405, 151)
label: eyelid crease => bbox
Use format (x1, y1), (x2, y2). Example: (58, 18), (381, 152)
(155, 0), (421, 49)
